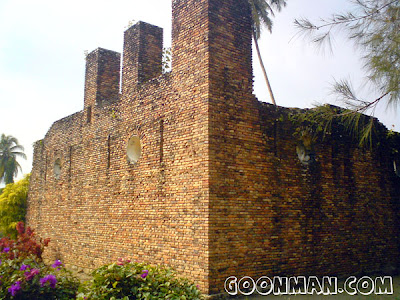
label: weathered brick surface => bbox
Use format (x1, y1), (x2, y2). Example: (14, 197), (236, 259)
(122, 21), (163, 90)
(84, 48), (121, 109)
(208, 100), (400, 293)
(27, 0), (400, 296)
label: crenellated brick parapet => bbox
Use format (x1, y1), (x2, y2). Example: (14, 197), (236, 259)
(122, 22), (163, 91)
(84, 48), (120, 109)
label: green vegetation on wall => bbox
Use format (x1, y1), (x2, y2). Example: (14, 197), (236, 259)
(295, 0), (400, 145)
(288, 104), (394, 149)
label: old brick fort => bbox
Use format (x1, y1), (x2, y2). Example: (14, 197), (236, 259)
(27, 0), (400, 295)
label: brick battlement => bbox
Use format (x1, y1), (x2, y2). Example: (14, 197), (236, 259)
(27, 0), (400, 296)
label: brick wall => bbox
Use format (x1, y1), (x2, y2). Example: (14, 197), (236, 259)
(207, 100), (400, 293)
(122, 22), (163, 90)
(26, 0), (400, 296)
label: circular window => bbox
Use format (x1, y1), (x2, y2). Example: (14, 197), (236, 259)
(296, 144), (315, 166)
(127, 135), (141, 163)
(54, 158), (61, 179)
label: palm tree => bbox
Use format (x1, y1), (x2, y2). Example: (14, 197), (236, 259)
(249, 0), (287, 106)
(0, 134), (26, 185)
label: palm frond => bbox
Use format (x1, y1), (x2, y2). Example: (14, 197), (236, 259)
(11, 152), (27, 160)
(0, 134), (26, 184)
(249, 0), (287, 38)
(249, 0), (286, 105)
(10, 144), (25, 152)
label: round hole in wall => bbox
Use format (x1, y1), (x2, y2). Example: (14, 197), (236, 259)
(296, 144), (315, 166)
(127, 135), (141, 163)
(54, 158), (61, 179)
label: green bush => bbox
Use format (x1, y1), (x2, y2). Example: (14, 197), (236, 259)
(0, 223), (203, 299)
(0, 175), (30, 238)
(78, 259), (203, 300)
(0, 256), (79, 300)
(0, 222), (79, 299)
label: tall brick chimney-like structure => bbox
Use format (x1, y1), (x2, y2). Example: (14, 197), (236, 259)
(84, 48), (121, 109)
(83, 48), (120, 123)
(172, 0), (252, 90)
(122, 21), (163, 92)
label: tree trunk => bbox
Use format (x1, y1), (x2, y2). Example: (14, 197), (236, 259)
(253, 31), (277, 106)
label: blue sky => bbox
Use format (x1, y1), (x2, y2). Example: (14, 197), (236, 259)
(0, 0), (398, 185)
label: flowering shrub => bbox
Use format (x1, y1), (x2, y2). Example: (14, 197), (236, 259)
(0, 222), (79, 299)
(77, 260), (203, 300)
(0, 222), (50, 261)
(0, 256), (79, 299)
(0, 223), (203, 299)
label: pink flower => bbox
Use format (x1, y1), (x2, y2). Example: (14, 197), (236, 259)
(40, 274), (57, 288)
(117, 258), (131, 266)
(51, 260), (63, 269)
(141, 270), (149, 278)
(8, 281), (21, 296)
(25, 268), (40, 281)
(20, 264), (30, 271)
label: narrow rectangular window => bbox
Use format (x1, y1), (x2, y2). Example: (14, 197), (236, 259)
(87, 106), (92, 123)
(160, 119), (164, 164)
(44, 154), (48, 183)
(69, 146), (73, 182)
(107, 134), (111, 169)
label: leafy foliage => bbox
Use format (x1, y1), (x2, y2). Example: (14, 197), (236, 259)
(0, 256), (79, 300)
(0, 222), (79, 299)
(162, 47), (172, 74)
(0, 222), (50, 262)
(78, 259), (203, 300)
(295, 0), (400, 145)
(0, 175), (30, 238)
(0, 134), (26, 185)
(0, 224), (205, 299)
(288, 104), (396, 150)
(248, 0), (287, 106)
(249, 0), (287, 39)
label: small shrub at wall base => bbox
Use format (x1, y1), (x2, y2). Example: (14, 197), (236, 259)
(0, 256), (79, 300)
(0, 222), (203, 299)
(77, 260), (203, 300)
(0, 222), (79, 299)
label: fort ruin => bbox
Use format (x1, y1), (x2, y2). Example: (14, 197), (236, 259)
(27, 0), (400, 295)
